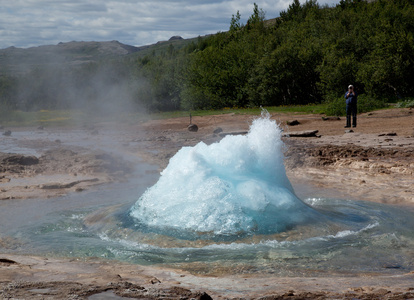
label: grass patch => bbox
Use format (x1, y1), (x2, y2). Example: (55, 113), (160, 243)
(0, 101), (395, 127)
(0, 110), (87, 127)
(0, 109), (152, 127)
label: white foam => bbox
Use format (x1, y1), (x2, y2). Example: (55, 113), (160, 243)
(130, 111), (315, 236)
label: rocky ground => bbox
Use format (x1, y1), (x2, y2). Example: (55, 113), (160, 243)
(0, 148), (132, 200)
(0, 107), (413, 299)
(1, 254), (414, 299)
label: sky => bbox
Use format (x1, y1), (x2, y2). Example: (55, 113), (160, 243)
(0, 0), (341, 49)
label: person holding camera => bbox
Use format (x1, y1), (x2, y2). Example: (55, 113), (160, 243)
(344, 84), (357, 128)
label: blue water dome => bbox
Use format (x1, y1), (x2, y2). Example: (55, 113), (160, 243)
(130, 111), (319, 239)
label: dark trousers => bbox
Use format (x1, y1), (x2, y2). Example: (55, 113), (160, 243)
(346, 103), (357, 127)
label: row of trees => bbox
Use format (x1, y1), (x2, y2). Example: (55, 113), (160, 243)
(177, 0), (414, 110)
(1, 0), (413, 113)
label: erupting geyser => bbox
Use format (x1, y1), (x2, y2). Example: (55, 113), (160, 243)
(130, 111), (319, 238)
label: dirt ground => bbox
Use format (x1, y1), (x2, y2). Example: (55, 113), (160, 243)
(1, 107), (413, 299)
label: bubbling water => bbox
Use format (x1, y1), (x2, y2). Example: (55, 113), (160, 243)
(130, 111), (321, 239)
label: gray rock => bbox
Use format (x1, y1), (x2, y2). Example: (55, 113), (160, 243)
(283, 130), (319, 137)
(213, 127), (223, 134)
(188, 124), (198, 132)
(3, 130), (11, 136)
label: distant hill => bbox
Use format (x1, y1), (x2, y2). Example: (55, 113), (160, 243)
(0, 37), (197, 75)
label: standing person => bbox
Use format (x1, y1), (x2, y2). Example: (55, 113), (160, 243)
(344, 84), (357, 128)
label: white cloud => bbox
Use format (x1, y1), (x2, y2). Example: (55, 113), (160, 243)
(0, 0), (341, 49)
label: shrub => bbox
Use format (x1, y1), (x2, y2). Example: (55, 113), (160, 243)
(395, 98), (414, 108)
(324, 94), (388, 116)
(324, 97), (346, 116)
(357, 95), (388, 113)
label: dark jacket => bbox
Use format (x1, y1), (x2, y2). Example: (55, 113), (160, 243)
(345, 91), (357, 105)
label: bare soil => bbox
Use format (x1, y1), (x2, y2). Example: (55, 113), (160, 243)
(1, 107), (414, 299)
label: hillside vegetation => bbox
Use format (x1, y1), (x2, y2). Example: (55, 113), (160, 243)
(1, 0), (413, 116)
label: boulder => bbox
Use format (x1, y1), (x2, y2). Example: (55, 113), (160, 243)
(287, 120), (300, 126)
(188, 124), (198, 132)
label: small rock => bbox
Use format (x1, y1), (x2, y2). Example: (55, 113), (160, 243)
(287, 120), (300, 126)
(149, 277), (161, 284)
(91, 129), (99, 135)
(3, 130), (12, 136)
(378, 132), (397, 136)
(322, 116), (341, 121)
(345, 129), (354, 133)
(37, 126), (44, 130)
(283, 130), (319, 137)
(213, 127), (223, 134)
(55, 139), (61, 143)
(188, 124), (198, 132)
